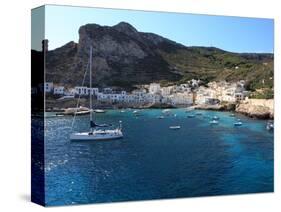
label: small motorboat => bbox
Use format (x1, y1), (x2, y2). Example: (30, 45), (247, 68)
(266, 121), (274, 131)
(169, 126), (181, 130)
(230, 113), (235, 117)
(61, 106), (91, 116)
(162, 109), (172, 116)
(209, 120), (219, 125)
(196, 112), (203, 115)
(187, 114), (195, 118)
(234, 121), (243, 126)
(185, 107), (194, 112)
(157, 115), (165, 119)
(213, 116), (220, 120)
(162, 109), (171, 113)
(94, 109), (106, 113)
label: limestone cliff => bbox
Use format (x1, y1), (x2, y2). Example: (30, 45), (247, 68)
(236, 99), (274, 119)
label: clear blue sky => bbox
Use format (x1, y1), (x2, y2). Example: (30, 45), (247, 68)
(45, 5), (274, 53)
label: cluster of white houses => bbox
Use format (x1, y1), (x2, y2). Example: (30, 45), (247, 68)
(44, 79), (248, 106)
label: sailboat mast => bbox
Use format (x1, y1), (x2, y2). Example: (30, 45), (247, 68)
(89, 46), (93, 123)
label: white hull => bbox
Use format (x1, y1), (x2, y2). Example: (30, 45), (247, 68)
(169, 126), (181, 130)
(70, 129), (123, 141)
(234, 122), (243, 126)
(209, 120), (219, 125)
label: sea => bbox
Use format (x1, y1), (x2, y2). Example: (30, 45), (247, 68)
(43, 108), (273, 206)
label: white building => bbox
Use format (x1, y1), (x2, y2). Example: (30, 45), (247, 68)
(149, 83), (161, 94)
(170, 93), (193, 105)
(88, 88), (99, 95)
(195, 86), (218, 104)
(103, 88), (113, 94)
(75, 86), (88, 96)
(44, 82), (53, 93)
(161, 86), (173, 96)
(53, 86), (64, 95)
(64, 88), (76, 96)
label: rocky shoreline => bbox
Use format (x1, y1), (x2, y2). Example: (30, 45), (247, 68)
(235, 99), (274, 119)
(46, 97), (274, 120)
(195, 99), (274, 119)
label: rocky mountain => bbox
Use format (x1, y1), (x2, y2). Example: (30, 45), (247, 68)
(45, 22), (274, 91)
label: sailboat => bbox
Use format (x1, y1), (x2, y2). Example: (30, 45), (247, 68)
(70, 47), (123, 141)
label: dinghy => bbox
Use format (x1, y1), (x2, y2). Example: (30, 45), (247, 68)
(209, 120), (219, 125)
(234, 121), (243, 126)
(169, 126), (181, 130)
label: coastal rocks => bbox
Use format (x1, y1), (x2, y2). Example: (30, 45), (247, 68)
(194, 103), (235, 111)
(195, 104), (225, 111)
(235, 99), (274, 119)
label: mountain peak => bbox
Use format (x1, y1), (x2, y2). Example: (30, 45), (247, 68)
(113, 22), (138, 34)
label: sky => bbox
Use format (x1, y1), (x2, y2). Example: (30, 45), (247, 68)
(42, 5), (274, 53)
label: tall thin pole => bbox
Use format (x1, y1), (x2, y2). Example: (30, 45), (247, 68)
(89, 46), (93, 123)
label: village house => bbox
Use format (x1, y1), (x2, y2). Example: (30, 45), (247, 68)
(63, 88), (76, 96)
(88, 88), (99, 95)
(53, 86), (65, 95)
(75, 86), (88, 96)
(170, 93), (193, 105)
(49, 79), (249, 107)
(161, 86), (173, 96)
(44, 82), (53, 93)
(149, 83), (161, 94)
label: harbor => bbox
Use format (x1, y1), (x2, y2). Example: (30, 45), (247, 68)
(43, 108), (273, 205)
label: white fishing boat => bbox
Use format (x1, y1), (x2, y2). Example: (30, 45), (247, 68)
(94, 109), (106, 113)
(266, 121), (274, 131)
(169, 126), (181, 130)
(70, 47), (123, 141)
(234, 121), (243, 126)
(187, 114), (195, 118)
(209, 120), (219, 125)
(213, 116), (220, 120)
(59, 106), (91, 116)
(185, 107), (194, 112)
(162, 109), (171, 113)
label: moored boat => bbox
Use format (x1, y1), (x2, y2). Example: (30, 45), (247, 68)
(70, 46), (123, 141)
(169, 126), (181, 130)
(213, 116), (220, 120)
(209, 120), (219, 125)
(94, 109), (106, 113)
(234, 121), (243, 126)
(266, 121), (274, 131)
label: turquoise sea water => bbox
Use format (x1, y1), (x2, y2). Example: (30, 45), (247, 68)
(44, 109), (273, 206)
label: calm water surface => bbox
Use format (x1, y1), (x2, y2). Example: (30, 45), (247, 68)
(44, 109), (273, 206)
